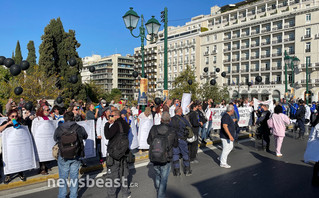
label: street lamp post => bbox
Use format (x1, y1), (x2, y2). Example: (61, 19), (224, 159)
(283, 50), (300, 100)
(123, 7), (161, 112)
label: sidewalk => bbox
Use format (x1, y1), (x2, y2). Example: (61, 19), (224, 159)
(0, 131), (252, 191)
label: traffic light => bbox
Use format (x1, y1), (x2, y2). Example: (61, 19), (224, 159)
(161, 10), (165, 23)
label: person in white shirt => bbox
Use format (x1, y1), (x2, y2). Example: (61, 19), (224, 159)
(169, 99), (180, 117)
(154, 106), (162, 125)
(138, 107), (153, 151)
(305, 104), (311, 135)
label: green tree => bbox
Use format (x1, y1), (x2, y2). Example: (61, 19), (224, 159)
(0, 66), (12, 108)
(106, 88), (122, 103)
(39, 18), (85, 100)
(14, 40), (23, 65)
(199, 82), (229, 103)
(84, 82), (108, 103)
(26, 40), (37, 73)
(5, 65), (63, 102)
(169, 65), (200, 100)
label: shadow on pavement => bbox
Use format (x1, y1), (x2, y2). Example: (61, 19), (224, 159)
(191, 151), (319, 198)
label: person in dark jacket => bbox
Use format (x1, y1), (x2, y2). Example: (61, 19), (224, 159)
(147, 111), (178, 198)
(256, 104), (271, 152)
(54, 111), (88, 198)
(104, 110), (131, 198)
(188, 103), (202, 163)
(170, 107), (192, 176)
(295, 99), (306, 139)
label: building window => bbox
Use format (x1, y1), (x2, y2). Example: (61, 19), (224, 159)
(206, 36), (209, 42)
(306, 42), (311, 52)
(214, 35), (217, 40)
(206, 57), (209, 65)
(306, 28), (311, 38)
(306, 14), (311, 22)
(214, 56), (217, 62)
(306, 56), (311, 64)
(276, 75), (281, 82)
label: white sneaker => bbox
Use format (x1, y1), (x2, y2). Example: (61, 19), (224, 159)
(220, 164), (231, 168)
(276, 153), (283, 157)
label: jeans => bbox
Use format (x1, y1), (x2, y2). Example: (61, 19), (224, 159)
(154, 162), (171, 198)
(220, 138), (234, 166)
(57, 156), (81, 198)
(297, 119), (305, 136)
(201, 121), (212, 140)
(173, 139), (190, 169)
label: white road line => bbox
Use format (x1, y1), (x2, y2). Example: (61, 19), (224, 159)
(3, 138), (254, 198)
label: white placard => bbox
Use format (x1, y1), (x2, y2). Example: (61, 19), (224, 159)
(238, 107), (253, 127)
(254, 98), (274, 113)
(181, 93), (192, 115)
(31, 120), (58, 162)
(211, 108), (226, 130)
(0, 117), (8, 138)
(211, 107), (252, 129)
(0, 117), (8, 125)
(2, 126), (38, 175)
(77, 120), (96, 159)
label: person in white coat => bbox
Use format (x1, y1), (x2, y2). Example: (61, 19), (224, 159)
(305, 104), (311, 135)
(154, 106), (162, 125)
(169, 99), (180, 117)
(33, 105), (53, 175)
(96, 109), (110, 163)
(138, 107), (153, 151)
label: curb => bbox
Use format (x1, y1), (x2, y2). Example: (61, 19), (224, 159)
(0, 133), (252, 191)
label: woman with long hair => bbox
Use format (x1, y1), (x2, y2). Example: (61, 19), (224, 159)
(0, 109), (26, 184)
(267, 105), (290, 157)
(154, 105), (162, 125)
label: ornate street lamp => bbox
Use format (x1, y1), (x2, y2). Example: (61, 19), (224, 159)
(123, 7), (160, 111)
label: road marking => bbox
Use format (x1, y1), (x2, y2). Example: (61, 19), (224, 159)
(253, 173), (258, 176)
(3, 138), (255, 198)
(203, 193), (208, 196)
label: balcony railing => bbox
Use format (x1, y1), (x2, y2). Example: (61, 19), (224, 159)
(272, 53), (282, 57)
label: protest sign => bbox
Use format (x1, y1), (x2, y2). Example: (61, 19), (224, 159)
(2, 126), (38, 175)
(31, 120), (58, 162)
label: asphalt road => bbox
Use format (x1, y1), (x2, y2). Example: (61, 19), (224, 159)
(3, 133), (319, 198)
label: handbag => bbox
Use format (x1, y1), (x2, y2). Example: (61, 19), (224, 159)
(52, 143), (59, 160)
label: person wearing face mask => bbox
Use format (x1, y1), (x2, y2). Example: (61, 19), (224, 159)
(96, 108), (111, 163)
(0, 109), (26, 184)
(34, 105), (53, 175)
(169, 99), (180, 117)
(104, 110), (131, 198)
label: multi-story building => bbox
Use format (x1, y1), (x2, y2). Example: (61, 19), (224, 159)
(156, 16), (208, 93)
(81, 54), (134, 99)
(200, 0), (319, 102)
(133, 44), (158, 100)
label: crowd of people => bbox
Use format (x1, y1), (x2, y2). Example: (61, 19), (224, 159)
(0, 96), (318, 198)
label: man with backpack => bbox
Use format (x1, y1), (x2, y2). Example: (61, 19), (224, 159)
(104, 110), (131, 198)
(147, 112), (178, 198)
(170, 107), (192, 176)
(54, 111), (88, 198)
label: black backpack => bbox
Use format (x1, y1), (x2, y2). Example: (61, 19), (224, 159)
(59, 125), (81, 159)
(149, 126), (169, 164)
(108, 122), (129, 161)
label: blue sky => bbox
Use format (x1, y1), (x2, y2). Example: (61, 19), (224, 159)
(0, 0), (238, 61)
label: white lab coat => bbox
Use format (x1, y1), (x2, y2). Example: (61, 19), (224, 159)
(138, 113), (153, 149)
(96, 117), (109, 157)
